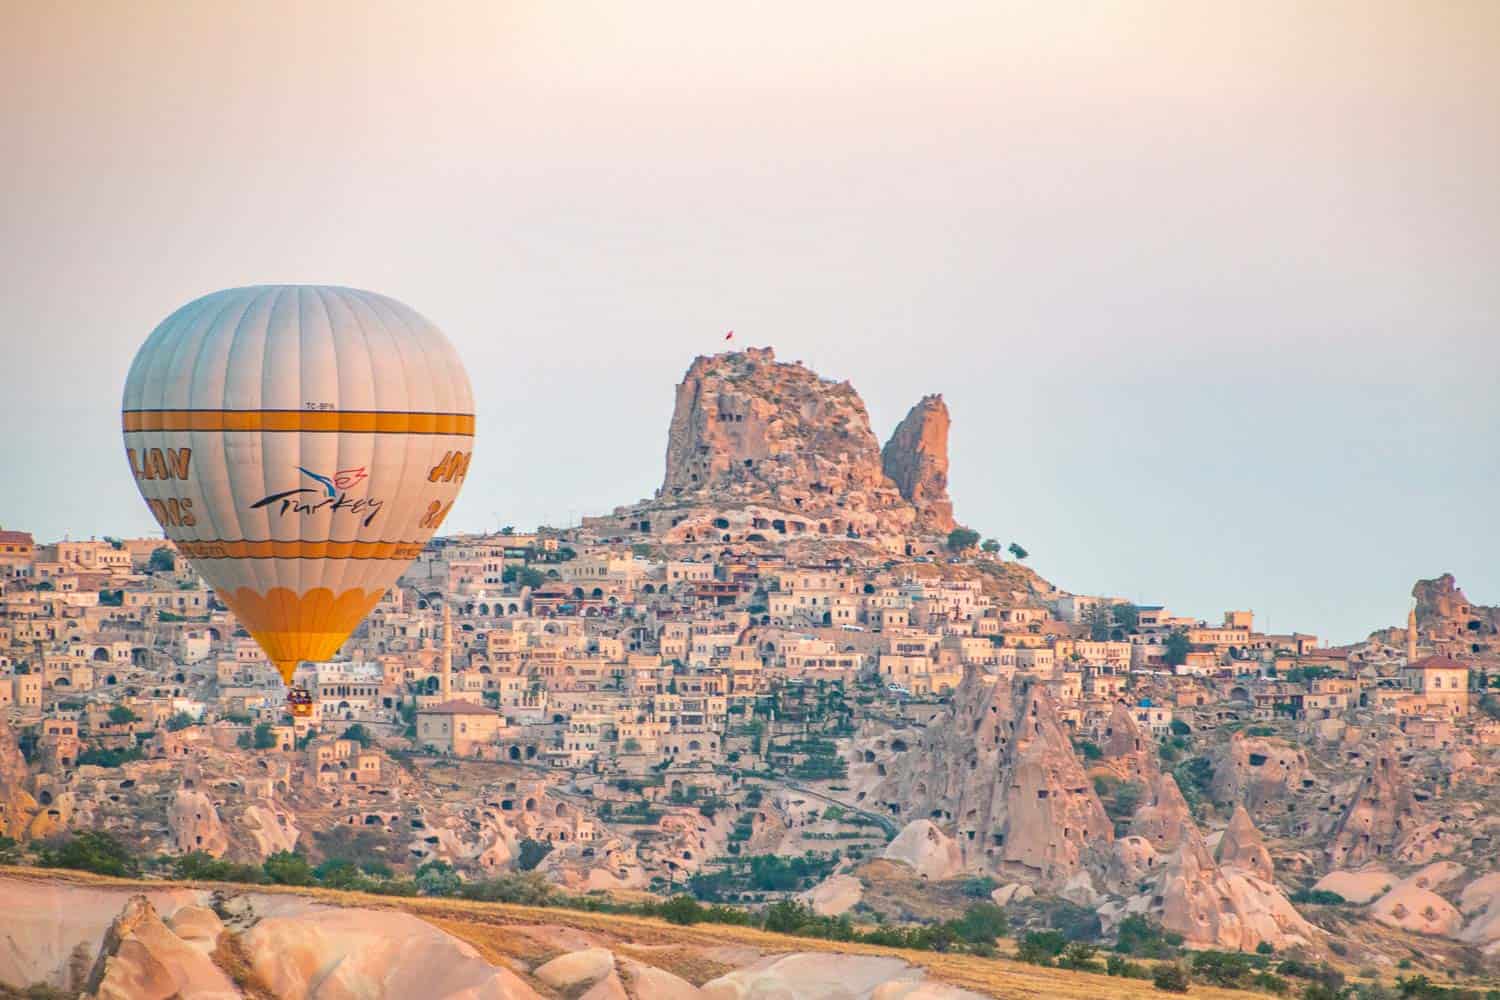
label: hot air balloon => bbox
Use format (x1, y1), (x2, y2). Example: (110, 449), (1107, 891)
(122, 285), (474, 716)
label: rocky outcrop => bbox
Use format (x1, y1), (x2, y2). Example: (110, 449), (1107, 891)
(700, 953), (985, 1000)
(82, 895), (238, 1000)
(1211, 732), (1312, 812)
(0, 879), (206, 993)
(660, 349), (910, 517)
(1412, 574), (1500, 660)
(872, 672), (1113, 887)
(882, 821), (964, 880)
(1329, 751), (1416, 867)
(1098, 701), (1159, 784)
(803, 873), (865, 915)
(588, 349), (936, 548)
(1109, 773), (1316, 953)
(1217, 804), (1274, 882)
(1128, 773), (1196, 854)
(881, 395), (956, 533)
(0, 717), (38, 839)
(1312, 869), (1395, 905)
(240, 894), (541, 998)
(1370, 864), (1465, 937)
(168, 789), (229, 857)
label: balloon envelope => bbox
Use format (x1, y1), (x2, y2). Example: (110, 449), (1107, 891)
(122, 285), (474, 683)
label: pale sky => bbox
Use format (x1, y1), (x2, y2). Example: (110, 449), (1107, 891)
(3, 1), (1497, 643)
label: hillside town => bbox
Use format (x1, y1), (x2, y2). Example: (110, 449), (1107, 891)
(5, 349), (1500, 993)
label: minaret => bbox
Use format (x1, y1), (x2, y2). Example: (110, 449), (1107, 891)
(1406, 605), (1418, 663)
(440, 603), (453, 702)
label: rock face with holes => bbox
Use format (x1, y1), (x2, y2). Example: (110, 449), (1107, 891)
(0, 717), (38, 839)
(881, 394), (957, 534)
(585, 348), (958, 549)
(168, 788), (229, 858)
(1413, 573), (1500, 660)
(1216, 804), (1275, 882)
(1112, 772), (1317, 952)
(872, 670), (1113, 887)
(1210, 732), (1313, 812)
(1329, 749), (1417, 868)
(1098, 700), (1160, 784)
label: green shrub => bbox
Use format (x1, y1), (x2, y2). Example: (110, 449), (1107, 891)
(517, 838), (552, 871)
(1016, 930), (1068, 966)
(951, 903), (1008, 944)
(1106, 954), (1151, 979)
(262, 851), (315, 886)
(1057, 942), (1101, 972)
(1153, 963), (1190, 993)
(660, 895), (706, 925)
(40, 831), (138, 877)
(961, 875), (998, 898)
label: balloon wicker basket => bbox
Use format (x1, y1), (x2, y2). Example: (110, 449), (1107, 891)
(287, 687), (313, 718)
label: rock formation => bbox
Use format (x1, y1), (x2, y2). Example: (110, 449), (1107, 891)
(1115, 772), (1316, 952)
(660, 348), (908, 514)
(872, 671), (1113, 887)
(1329, 751), (1417, 867)
(82, 894), (238, 1000)
(0, 876), (984, 999)
(881, 395), (956, 533)
(1210, 732), (1312, 812)
(1216, 804), (1275, 882)
(1098, 700), (1159, 784)
(882, 820), (965, 880)
(0, 717), (38, 839)
(587, 348), (971, 548)
(1412, 573), (1500, 661)
(168, 788), (229, 857)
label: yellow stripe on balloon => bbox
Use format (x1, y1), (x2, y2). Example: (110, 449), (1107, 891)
(223, 586), (387, 684)
(176, 539), (427, 560)
(121, 409), (475, 435)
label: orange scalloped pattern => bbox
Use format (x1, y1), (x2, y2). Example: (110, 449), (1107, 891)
(224, 586), (385, 683)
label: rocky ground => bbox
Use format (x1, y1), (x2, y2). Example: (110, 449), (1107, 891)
(0, 870), (1276, 1000)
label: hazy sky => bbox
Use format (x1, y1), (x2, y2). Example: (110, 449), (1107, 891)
(3, 1), (1497, 643)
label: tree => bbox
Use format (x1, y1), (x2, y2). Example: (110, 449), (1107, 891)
(108, 705), (139, 726)
(622, 738), (641, 753)
(516, 838), (552, 871)
(1084, 603), (1113, 641)
(165, 712), (196, 732)
(946, 528), (981, 552)
(148, 547), (176, 573)
(1008, 542), (1028, 560)
(1152, 963), (1190, 993)
(660, 895), (706, 925)
(263, 851), (315, 885)
(252, 723), (277, 750)
(415, 859), (461, 896)
(981, 538), (1001, 553)
(1113, 603), (1141, 633)
(41, 831), (139, 877)
(1163, 629), (1191, 667)
(341, 724), (371, 748)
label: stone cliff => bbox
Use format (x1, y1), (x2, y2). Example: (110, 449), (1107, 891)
(589, 348), (972, 549)
(660, 348), (907, 515)
(0, 718), (38, 839)
(1414, 574), (1500, 662)
(881, 394), (957, 533)
(872, 670), (1113, 888)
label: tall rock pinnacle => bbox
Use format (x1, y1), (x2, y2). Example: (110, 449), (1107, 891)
(881, 394), (956, 533)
